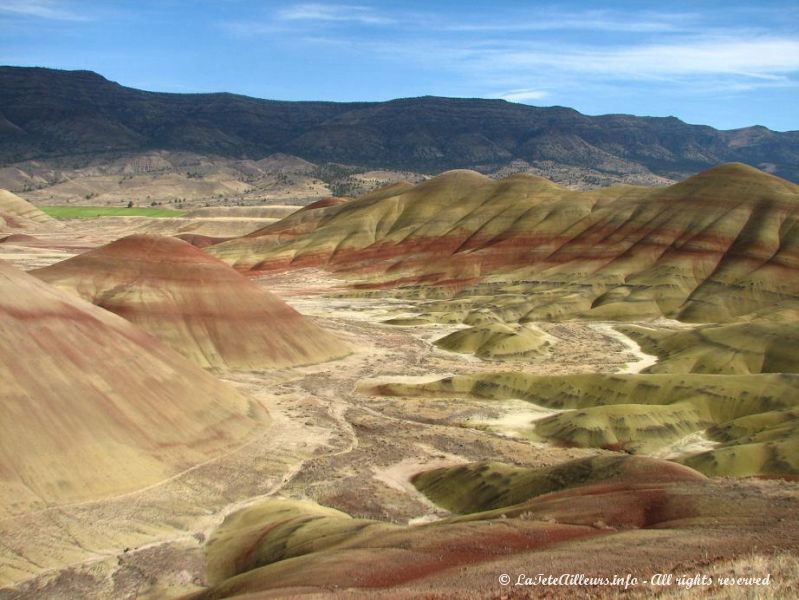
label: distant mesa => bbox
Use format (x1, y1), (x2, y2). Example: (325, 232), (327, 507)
(184, 205), (299, 219)
(33, 234), (348, 370)
(254, 153), (316, 175)
(2, 67), (798, 182)
(0, 188), (59, 231)
(0, 259), (263, 515)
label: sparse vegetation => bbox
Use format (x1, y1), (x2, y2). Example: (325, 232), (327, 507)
(312, 163), (363, 196)
(3, 67), (799, 182)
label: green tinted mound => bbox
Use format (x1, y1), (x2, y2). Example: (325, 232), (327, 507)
(190, 459), (799, 599)
(412, 455), (706, 514)
(376, 372), (798, 417)
(204, 499), (398, 585)
(710, 408), (799, 442)
(620, 321), (799, 375)
(373, 373), (799, 475)
(433, 323), (550, 360)
(534, 401), (712, 454)
(679, 408), (799, 477)
(681, 438), (799, 478)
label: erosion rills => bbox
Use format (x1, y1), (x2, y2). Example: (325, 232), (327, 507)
(371, 372), (799, 477)
(0, 188), (61, 231)
(410, 455), (706, 514)
(0, 259), (265, 516)
(210, 164), (799, 324)
(32, 234), (349, 370)
(188, 456), (799, 599)
(619, 321), (799, 375)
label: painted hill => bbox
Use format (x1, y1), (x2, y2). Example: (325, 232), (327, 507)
(434, 323), (551, 360)
(210, 164), (799, 323)
(2, 67), (798, 182)
(620, 321), (799, 375)
(32, 234), (347, 370)
(0, 188), (59, 231)
(372, 372), (799, 477)
(0, 259), (263, 515)
(187, 458), (799, 598)
(411, 455), (705, 514)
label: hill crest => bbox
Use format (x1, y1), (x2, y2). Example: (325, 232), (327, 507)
(33, 234), (348, 370)
(2, 66), (798, 183)
(209, 164), (799, 323)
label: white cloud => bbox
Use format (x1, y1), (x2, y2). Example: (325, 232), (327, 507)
(492, 38), (799, 79)
(219, 4), (799, 102)
(345, 34), (799, 88)
(440, 11), (699, 34)
(498, 89), (549, 102)
(0, 0), (87, 21)
(278, 3), (393, 25)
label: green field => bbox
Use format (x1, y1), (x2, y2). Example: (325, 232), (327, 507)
(41, 206), (187, 219)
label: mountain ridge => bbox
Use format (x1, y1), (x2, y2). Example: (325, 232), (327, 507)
(2, 66), (798, 182)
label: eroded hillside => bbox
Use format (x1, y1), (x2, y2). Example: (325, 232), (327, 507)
(2, 164), (798, 599)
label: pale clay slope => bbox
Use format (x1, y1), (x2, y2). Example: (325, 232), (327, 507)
(0, 259), (265, 518)
(0, 188), (61, 231)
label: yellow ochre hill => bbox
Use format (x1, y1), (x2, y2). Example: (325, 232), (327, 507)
(210, 163), (799, 324)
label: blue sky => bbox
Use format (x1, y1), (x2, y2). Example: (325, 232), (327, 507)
(1, 1), (798, 131)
